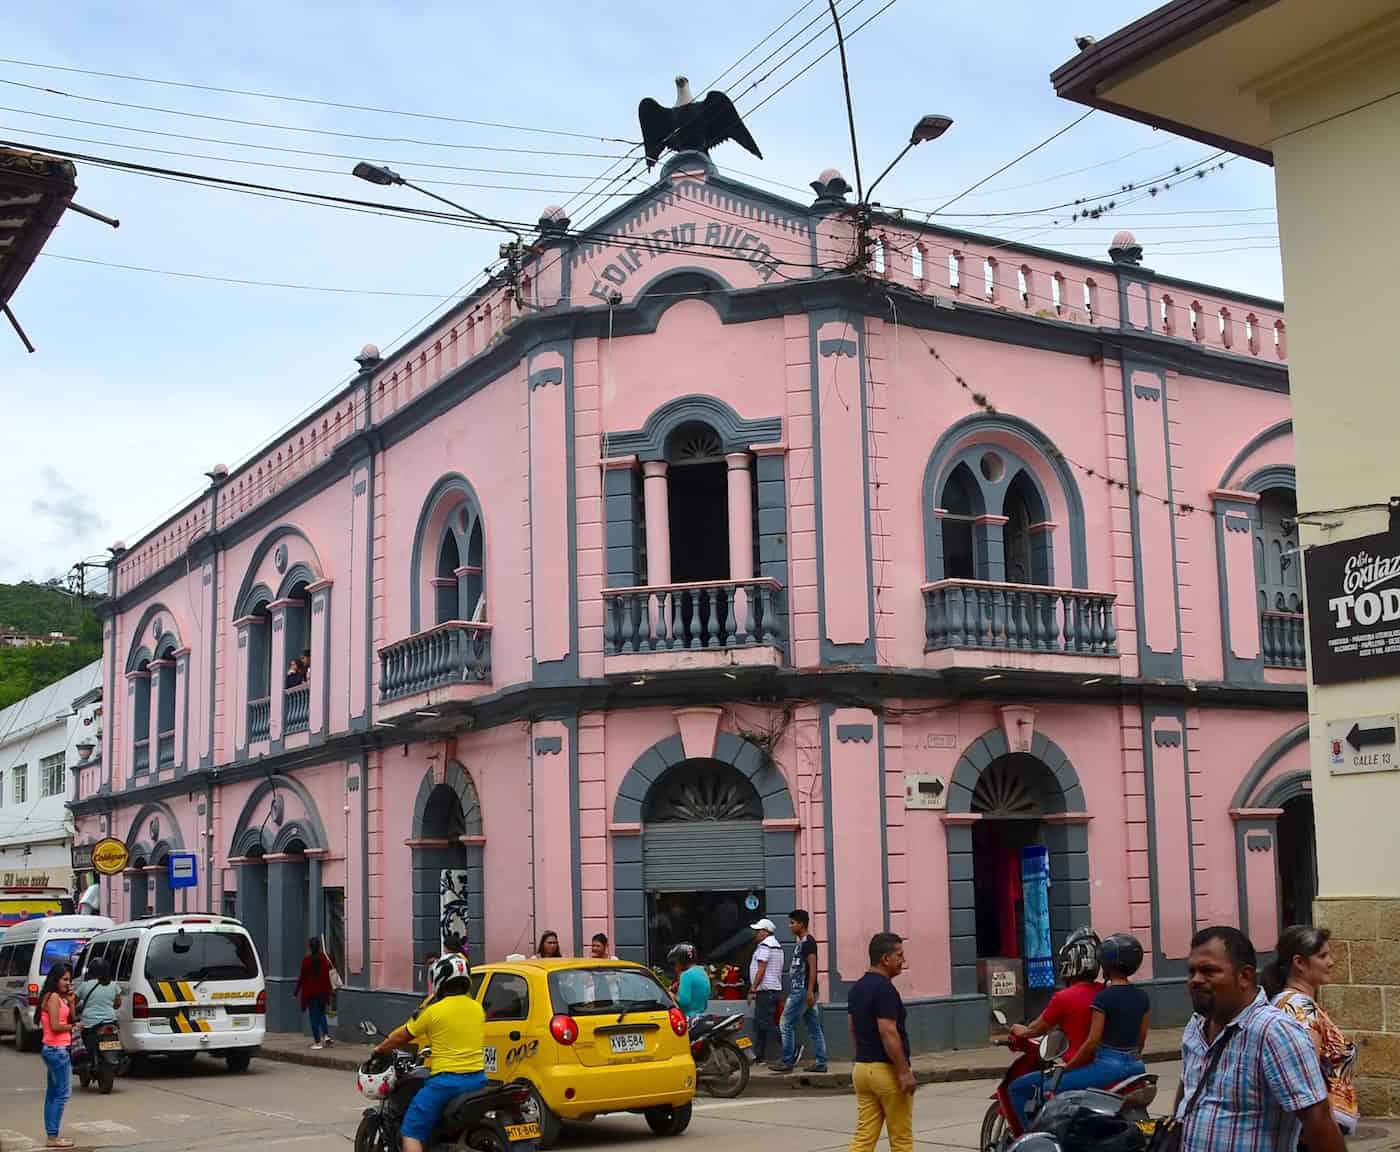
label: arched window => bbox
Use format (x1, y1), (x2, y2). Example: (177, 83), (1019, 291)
(1256, 488), (1300, 613)
(413, 477), (488, 633)
(667, 421), (730, 584)
(132, 656), (152, 774)
(940, 463), (980, 581)
(435, 532), (461, 625)
(154, 641), (177, 768)
(247, 598), (272, 742)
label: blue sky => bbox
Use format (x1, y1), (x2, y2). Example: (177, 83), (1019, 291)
(0, 1), (1282, 586)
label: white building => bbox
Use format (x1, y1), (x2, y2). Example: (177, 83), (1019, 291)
(0, 661), (102, 893)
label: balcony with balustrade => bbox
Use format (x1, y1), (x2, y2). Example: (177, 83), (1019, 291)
(156, 729), (175, 769)
(1261, 611), (1305, 669)
(133, 737), (150, 775)
(248, 696), (271, 743)
(377, 620), (493, 718)
(922, 579), (1120, 675)
(283, 682), (310, 735)
(602, 579), (786, 675)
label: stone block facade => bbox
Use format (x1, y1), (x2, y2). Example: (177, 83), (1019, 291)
(1318, 897), (1400, 1117)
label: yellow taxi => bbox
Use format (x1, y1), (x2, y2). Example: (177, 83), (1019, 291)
(472, 958), (696, 1148)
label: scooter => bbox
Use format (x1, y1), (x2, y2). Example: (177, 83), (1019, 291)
(688, 1013), (751, 1098)
(355, 1023), (540, 1152)
(981, 1010), (1159, 1152)
(71, 1023), (124, 1094)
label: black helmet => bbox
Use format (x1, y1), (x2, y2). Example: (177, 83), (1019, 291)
(1032, 1089), (1149, 1152)
(1099, 933), (1145, 978)
(667, 942), (696, 966)
(1057, 926), (1101, 982)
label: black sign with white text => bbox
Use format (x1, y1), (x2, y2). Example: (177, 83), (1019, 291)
(1305, 526), (1400, 684)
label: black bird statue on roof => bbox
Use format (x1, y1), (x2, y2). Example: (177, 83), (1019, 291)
(638, 76), (763, 169)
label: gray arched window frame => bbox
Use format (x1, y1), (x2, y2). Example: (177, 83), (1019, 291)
(922, 415), (1086, 588)
(410, 475), (488, 633)
(930, 445), (1059, 585)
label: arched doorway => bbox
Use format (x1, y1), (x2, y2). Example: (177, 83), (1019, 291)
(947, 730), (1089, 1011)
(127, 857), (150, 919)
(410, 762), (483, 988)
(612, 732), (797, 969)
(1276, 792), (1317, 929)
(642, 759), (764, 973)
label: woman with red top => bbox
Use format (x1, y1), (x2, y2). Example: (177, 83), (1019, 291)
(294, 937), (335, 1050)
(1007, 926), (1104, 1126)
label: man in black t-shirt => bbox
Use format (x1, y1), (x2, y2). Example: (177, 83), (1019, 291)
(770, 909), (828, 1072)
(847, 932), (914, 1152)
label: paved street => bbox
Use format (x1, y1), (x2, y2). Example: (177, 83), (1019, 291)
(0, 1045), (1180, 1152)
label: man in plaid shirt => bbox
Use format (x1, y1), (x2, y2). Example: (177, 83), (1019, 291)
(1178, 926), (1345, 1152)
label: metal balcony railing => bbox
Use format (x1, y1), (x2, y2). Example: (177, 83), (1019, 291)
(156, 730), (175, 768)
(133, 738), (150, 774)
(923, 580), (1118, 655)
(602, 578), (785, 656)
(379, 621), (492, 701)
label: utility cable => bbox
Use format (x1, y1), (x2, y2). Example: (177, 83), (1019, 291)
(0, 57), (639, 143)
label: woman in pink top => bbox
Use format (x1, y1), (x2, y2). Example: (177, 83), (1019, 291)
(37, 962), (76, 1148)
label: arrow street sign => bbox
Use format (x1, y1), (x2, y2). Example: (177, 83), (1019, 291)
(1328, 714), (1400, 776)
(1347, 722), (1396, 750)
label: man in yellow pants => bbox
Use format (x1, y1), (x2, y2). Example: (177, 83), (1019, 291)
(847, 932), (915, 1152)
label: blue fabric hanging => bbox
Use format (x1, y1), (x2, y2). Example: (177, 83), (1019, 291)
(1022, 845), (1054, 990)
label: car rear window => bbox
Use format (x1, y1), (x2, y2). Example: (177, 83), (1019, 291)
(145, 931), (259, 983)
(40, 937), (88, 975)
(548, 967), (671, 1016)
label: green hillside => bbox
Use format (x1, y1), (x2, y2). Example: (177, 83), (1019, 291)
(0, 581), (102, 710)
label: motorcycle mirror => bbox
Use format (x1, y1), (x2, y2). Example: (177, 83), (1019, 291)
(1039, 1030), (1069, 1061)
(992, 1009), (1008, 1027)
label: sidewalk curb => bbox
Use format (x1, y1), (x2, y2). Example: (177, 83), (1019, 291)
(253, 1040), (1183, 1095)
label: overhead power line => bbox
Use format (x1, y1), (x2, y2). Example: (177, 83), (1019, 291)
(0, 77), (632, 159)
(0, 57), (638, 143)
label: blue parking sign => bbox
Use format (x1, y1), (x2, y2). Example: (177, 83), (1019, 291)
(168, 852), (198, 889)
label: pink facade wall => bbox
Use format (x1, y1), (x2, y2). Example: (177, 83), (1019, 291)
(82, 159), (1307, 1034)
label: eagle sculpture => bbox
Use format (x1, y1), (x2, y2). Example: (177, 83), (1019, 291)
(638, 76), (763, 169)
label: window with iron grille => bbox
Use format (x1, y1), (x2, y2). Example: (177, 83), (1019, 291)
(12, 765), (27, 805)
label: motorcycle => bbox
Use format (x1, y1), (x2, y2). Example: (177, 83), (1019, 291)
(981, 1010), (1158, 1152)
(71, 1023), (124, 1094)
(688, 1013), (751, 1098)
(355, 1025), (540, 1152)
(1007, 1085), (1161, 1152)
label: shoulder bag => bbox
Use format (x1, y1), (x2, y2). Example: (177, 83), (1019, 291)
(1147, 1025), (1236, 1152)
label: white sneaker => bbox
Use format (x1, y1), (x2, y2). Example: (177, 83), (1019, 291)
(323, 1038), (334, 1047)
(311, 1043), (323, 1051)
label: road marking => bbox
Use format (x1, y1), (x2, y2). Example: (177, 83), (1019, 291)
(69, 1119), (138, 1135)
(692, 1097), (773, 1112)
(245, 1136), (333, 1149)
(154, 1113), (197, 1123)
(0, 1130), (37, 1150)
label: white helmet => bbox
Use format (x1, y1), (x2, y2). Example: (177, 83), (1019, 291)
(356, 1054), (398, 1100)
(431, 953), (473, 996)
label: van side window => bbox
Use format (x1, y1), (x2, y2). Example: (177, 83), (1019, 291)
(15, 943), (35, 975)
(0, 945), (12, 977)
(115, 939), (137, 981)
(480, 973), (530, 1021)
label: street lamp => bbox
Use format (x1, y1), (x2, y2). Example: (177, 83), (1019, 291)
(865, 114), (954, 203)
(352, 161), (522, 245)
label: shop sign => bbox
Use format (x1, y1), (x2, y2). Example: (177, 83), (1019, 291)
(1306, 528), (1400, 684)
(1326, 715), (1400, 776)
(168, 852), (198, 889)
(72, 843), (93, 872)
(1, 869), (53, 887)
(90, 837), (130, 876)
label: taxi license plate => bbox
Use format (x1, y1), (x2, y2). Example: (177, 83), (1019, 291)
(735, 1036), (753, 1049)
(232, 1016), (252, 1028)
(506, 1123), (541, 1142)
(610, 1032), (646, 1054)
(187, 1007), (217, 1021)
(99, 1040), (122, 1051)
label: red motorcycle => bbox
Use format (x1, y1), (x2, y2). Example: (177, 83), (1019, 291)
(980, 1011), (1158, 1152)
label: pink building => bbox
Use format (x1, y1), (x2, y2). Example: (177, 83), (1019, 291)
(73, 153), (1308, 1048)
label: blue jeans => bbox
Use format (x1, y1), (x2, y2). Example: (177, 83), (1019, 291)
(401, 1070), (488, 1142)
(41, 1044), (71, 1138)
(307, 997), (328, 1042)
(780, 989), (827, 1066)
(1009, 1045), (1145, 1127)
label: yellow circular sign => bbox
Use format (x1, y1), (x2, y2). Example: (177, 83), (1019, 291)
(90, 837), (130, 876)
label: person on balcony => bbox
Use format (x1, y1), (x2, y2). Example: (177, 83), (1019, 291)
(285, 657), (304, 689)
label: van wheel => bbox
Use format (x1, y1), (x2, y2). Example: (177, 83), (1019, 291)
(644, 1104), (692, 1137)
(528, 1085), (562, 1150)
(225, 1052), (252, 1074)
(14, 1013), (37, 1053)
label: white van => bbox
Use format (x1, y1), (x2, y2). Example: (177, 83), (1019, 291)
(75, 914), (265, 1072)
(0, 914), (114, 1050)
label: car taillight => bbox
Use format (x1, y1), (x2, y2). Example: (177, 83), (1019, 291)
(254, 991), (266, 1015)
(669, 1007), (689, 1037)
(132, 993), (149, 1019)
(549, 1014), (578, 1045)
(27, 983), (39, 1007)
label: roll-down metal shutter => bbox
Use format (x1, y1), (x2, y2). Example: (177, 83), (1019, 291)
(642, 820), (764, 891)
